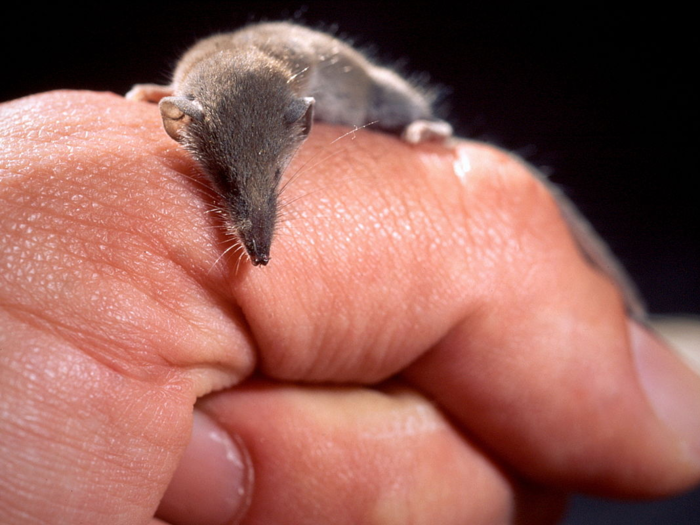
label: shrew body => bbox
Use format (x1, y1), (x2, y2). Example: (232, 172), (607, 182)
(126, 21), (452, 265)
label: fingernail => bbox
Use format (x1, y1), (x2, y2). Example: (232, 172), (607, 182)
(157, 409), (252, 525)
(631, 319), (700, 464)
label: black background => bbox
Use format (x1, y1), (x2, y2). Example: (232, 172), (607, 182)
(3, 2), (698, 521)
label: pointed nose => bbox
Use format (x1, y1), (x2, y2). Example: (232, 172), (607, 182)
(230, 196), (276, 268)
(243, 235), (271, 266)
(240, 212), (274, 267)
(251, 252), (270, 266)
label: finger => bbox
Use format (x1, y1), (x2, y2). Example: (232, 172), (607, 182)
(193, 381), (566, 525)
(0, 91), (255, 393)
(0, 311), (192, 524)
(0, 91), (255, 524)
(231, 129), (700, 496)
(396, 155), (700, 496)
(156, 410), (251, 525)
(406, 312), (700, 496)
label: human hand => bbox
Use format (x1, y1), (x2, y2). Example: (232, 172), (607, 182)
(1, 91), (699, 525)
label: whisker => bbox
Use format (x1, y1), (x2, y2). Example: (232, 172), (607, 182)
(234, 244), (249, 275)
(206, 237), (244, 276)
(277, 167), (380, 215)
(173, 168), (231, 205)
(328, 121), (379, 145)
(287, 66), (310, 84)
(277, 146), (333, 196)
(277, 122), (378, 197)
(280, 146), (351, 195)
(277, 140), (362, 202)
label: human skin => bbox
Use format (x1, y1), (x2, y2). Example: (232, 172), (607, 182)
(1, 90), (699, 525)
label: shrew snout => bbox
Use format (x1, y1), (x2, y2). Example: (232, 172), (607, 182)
(235, 205), (276, 266)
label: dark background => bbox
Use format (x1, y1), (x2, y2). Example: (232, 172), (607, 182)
(3, 2), (698, 522)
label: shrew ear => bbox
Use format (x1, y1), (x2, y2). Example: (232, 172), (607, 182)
(285, 96), (315, 137)
(158, 96), (204, 142)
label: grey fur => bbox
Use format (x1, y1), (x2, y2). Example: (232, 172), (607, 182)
(127, 21), (452, 265)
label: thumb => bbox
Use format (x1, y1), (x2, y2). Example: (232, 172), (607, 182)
(156, 410), (252, 525)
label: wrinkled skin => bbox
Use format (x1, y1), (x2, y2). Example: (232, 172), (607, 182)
(1, 91), (700, 525)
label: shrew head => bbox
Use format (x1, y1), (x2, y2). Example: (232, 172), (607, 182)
(159, 51), (314, 266)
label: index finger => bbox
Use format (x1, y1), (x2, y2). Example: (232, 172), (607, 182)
(235, 122), (700, 498)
